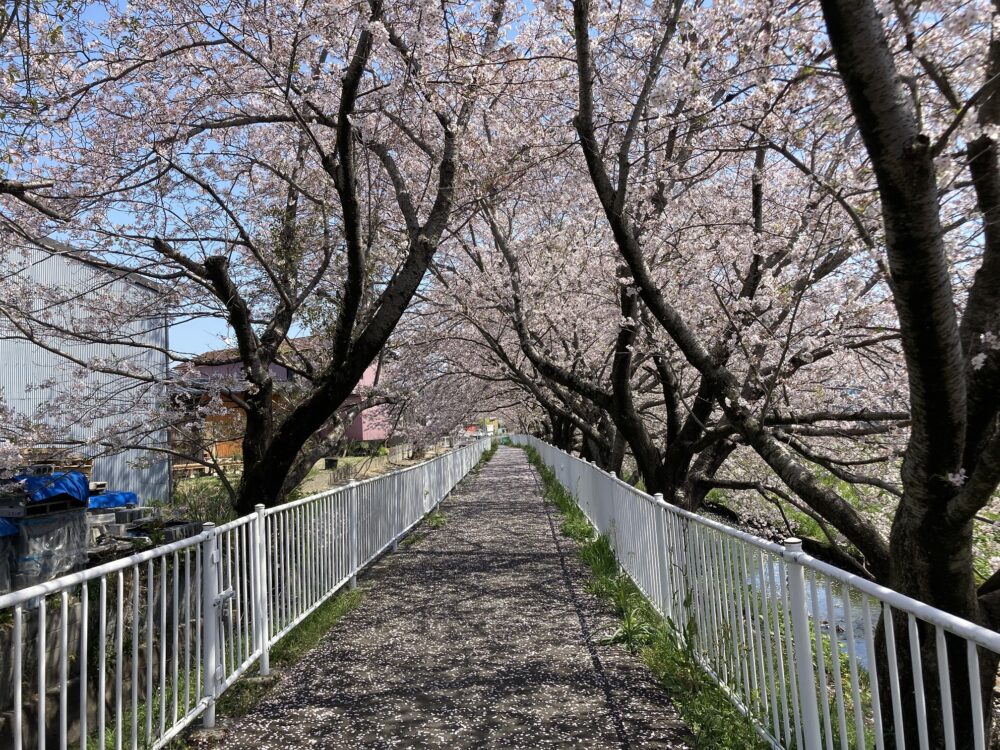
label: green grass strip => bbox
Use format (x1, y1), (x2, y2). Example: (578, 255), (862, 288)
(470, 439), (499, 474)
(521, 445), (766, 749)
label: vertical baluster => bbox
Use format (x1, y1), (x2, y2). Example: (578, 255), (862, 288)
(79, 587), (87, 750)
(808, 571), (834, 750)
(738, 545), (762, 722)
(172, 550), (180, 724)
(59, 591), (68, 750)
(98, 579), (106, 749)
(131, 567), (139, 750)
(224, 531), (233, 673)
(350, 483), (359, 590)
(145, 561), (153, 746)
(13, 604), (22, 750)
(184, 547), (192, 714)
(158, 557), (167, 738)
(784, 539), (821, 750)
(744, 545), (768, 724)
(115, 572), (123, 750)
(195, 545), (202, 704)
(967, 641), (985, 750)
(753, 550), (781, 741)
(38, 595), (47, 750)
(767, 554), (792, 747)
(729, 537), (752, 703)
(861, 597), (884, 750)
(906, 613), (929, 750)
(281, 512), (289, 628)
(824, 578), (849, 750)
(840, 586), (864, 748)
(935, 625), (955, 750)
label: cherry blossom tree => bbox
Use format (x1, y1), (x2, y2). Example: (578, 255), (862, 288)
(3, 0), (999, 739)
(817, 0), (1000, 740)
(553, 0), (998, 741)
(1, 0), (516, 513)
(415, 0), (906, 574)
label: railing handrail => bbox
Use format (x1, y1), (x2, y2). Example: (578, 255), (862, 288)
(214, 510), (259, 534)
(0, 527), (212, 609)
(265, 442), (459, 514)
(530, 437), (1000, 653)
(585, 453), (788, 555)
(512, 433), (1000, 750)
(644, 470), (1000, 651)
(0, 440), (475, 608)
(787, 546), (1000, 652)
(0, 436), (491, 750)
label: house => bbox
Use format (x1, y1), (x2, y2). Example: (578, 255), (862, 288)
(0, 243), (172, 502)
(178, 340), (392, 463)
(463, 418), (502, 437)
(342, 362), (393, 442)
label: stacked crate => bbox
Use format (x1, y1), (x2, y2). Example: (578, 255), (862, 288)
(0, 471), (89, 594)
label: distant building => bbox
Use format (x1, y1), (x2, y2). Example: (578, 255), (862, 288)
(179, 340), (391, 463)
(342, 363), (392, 442)
(0, 244), (171, 501)
(464, 418), (501, 437)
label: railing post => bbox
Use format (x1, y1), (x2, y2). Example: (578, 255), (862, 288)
(610, 471), (622, 571)
(201, 523), (219, 728)
(349, 481), (359, 590)
(784, 537), (822, 750)
(253, 505), (271, 676)
(653, 493), (671, 622)
(392, 480), (400, 550)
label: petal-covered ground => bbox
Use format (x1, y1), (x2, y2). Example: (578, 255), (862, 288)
(203, 447), (692, 748)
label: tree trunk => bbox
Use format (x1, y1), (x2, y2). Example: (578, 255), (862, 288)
(234, 383), (276, 514)
(873, 497), (996, 747)
(680, 440), (736, 511)
(874, 610), (998, 749)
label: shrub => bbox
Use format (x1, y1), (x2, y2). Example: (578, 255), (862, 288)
(168, 475), (236, 525)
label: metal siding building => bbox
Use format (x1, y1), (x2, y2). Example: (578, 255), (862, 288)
(0, 247), (171, 502)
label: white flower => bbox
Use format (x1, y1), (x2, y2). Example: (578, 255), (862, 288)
(947, 469), (968, 487)
(972, 352), (988, 371)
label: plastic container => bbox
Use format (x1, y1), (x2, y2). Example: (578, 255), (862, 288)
(9, 509), (88, 590)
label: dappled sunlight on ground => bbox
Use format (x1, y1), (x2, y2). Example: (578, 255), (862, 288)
(198, 447), (691, 748)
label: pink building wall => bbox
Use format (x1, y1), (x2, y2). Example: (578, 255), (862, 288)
(358, 362), (379, 388)
(344, 403), (392, 442)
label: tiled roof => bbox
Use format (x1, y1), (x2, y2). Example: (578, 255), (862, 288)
(191, 336), (323, 366)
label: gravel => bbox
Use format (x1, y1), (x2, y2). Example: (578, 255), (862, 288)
(198, 447), (692, 749)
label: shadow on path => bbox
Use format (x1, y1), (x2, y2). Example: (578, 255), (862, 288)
(203, 447), (692, 749)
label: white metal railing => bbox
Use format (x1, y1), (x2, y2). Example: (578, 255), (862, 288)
(0, 437), (491, 749)
(512, 434), (1000, 750)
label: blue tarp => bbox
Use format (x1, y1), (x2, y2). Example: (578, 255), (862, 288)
(0, 517), (17, 537)
(13, 471), (90, 505)
(88, 491), (138, 509)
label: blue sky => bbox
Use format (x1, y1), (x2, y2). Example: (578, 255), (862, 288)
(170, 316), (232, 357)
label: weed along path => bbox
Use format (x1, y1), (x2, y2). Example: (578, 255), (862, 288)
(199, 447), (692, 749)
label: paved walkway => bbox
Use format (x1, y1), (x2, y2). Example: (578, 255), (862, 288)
(206, 447), (691, 748)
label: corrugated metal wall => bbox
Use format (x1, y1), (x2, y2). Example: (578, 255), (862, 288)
(0, 247), (171, 502)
